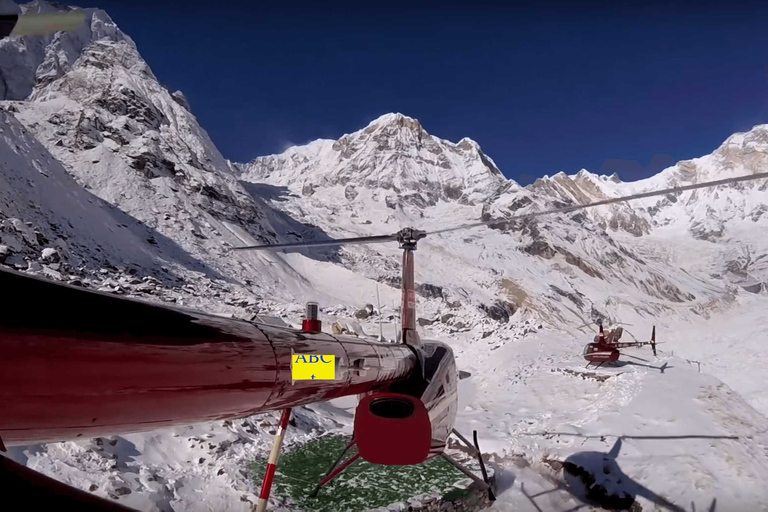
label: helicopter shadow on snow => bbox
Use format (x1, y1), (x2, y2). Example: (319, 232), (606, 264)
(239, 182), (343, 263)
(521, 438), (717, 512)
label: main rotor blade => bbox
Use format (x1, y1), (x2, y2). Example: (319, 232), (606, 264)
(232, 233), (398, 251)
(429, 171), (768, 235)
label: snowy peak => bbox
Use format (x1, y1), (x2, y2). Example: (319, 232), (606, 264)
(0, 1), (133, 100)
(238, 113), (507, 205)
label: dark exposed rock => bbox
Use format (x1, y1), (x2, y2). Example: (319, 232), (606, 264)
(129, 153), (176, 179)
(479, 300), (516, 323)
(443, 185), (463, 201)
(590, 306), (607, 325)
(385, 195), (399, 209)
(114, 487), (132, 496)
(417, 317), (435, 326)
(523, 240), (556, 259)
(415, 282), (444, 299)
(549, 285), (584, 309)
(560, 249), (604, 279)
(440, 313), (455, 323)
(302, 182), (316, 196)
(344, 185), (358, 200)
(608, 211), (651, 237)
(355, 304), (375, 319)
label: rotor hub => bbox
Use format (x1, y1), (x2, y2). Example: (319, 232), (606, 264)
(397, 228), (427, 250)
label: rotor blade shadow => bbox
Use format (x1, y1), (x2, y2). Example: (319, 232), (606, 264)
(525, 432), (740, 441)
(614, 360), (670, 373)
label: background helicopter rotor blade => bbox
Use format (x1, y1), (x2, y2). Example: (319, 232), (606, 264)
(232, 172), (768, 253)
(1, 11), (85, 39)
(232, 233), (398, 251)
(427, 171), (768, 236)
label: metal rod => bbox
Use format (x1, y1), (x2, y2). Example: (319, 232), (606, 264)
(473, 430), (495, 500)
(451, 429), (480, 456)
(376, 284), (384, 341)
(440, 453), (490, 490)
(311, 452), (361, 497)
(401, 248), (420, 346)
(256, 408), (292, 512)
(309, 439), (356, 498)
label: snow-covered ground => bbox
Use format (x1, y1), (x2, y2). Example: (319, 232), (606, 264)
(452, 326), (768, 511)
(2, 1), (768, 511)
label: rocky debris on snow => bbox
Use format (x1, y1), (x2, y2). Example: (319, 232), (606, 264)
(479, 300), (516, 323)
(416, 282), (445, 299)
(418, 317), (436, 326)
(387, 481), (494, 512)
(555, 368), (616, 382)
(344, 184), (359, 200)
(41, 247), (60, 263)
(355, 303), (376, 319)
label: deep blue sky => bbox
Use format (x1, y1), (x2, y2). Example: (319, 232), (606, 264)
(62, 0), (768, 184)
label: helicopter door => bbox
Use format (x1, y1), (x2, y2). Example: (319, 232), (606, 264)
(583, 343), (599, 355)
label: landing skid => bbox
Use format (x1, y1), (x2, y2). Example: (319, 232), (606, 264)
(309, 438), (359, 498)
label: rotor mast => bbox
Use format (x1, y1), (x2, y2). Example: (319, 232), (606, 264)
(397, 228), (426, 346)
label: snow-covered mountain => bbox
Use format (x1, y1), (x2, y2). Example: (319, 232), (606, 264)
(237, 112), (506, 207)
(2, 2), (768, 511)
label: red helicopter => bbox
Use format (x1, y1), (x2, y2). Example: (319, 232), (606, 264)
(1, 18), (767, 509)
(583, 324), (659, 368)
(0, 228), (496, 511)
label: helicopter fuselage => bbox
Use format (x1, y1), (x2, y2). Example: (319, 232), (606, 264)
(583, 342), (620, 364)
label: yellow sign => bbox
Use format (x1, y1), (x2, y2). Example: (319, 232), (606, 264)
(292, 354), (335, 380)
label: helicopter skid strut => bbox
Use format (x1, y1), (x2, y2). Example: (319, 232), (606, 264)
(309, 439), (359, 498)
(255, 408), (293, 512)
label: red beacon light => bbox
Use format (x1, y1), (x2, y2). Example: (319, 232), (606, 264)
(302, 302), (322, 333)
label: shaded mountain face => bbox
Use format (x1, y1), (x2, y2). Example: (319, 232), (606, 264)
(1, 0), (345, 308)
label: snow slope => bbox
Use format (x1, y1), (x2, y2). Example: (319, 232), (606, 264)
(2, 1), (768, 510)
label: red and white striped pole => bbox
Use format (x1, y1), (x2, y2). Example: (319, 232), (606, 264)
(255, 408), (292, 512)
